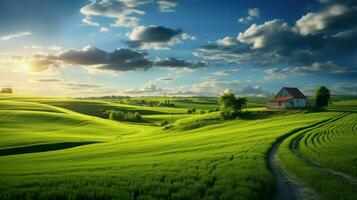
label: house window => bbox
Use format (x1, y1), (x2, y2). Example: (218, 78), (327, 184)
(279, 102), (281, 106)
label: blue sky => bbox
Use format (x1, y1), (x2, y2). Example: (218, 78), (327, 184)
(0, 0), (356, 97)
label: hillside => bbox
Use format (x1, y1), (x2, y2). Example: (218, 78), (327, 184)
(0, 94), (356, 199)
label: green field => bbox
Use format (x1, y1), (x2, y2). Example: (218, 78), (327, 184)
(0, 94), (356, 199)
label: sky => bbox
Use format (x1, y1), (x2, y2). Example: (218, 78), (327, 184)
(0, 0), (356, 97)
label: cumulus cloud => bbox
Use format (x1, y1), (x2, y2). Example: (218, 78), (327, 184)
(124, 82), (163, 95)
(99, 27), (110, 32)
(62, 82), (102, 89)
(239, 8), (260, 23)
(48, 45), (62, 51)
(211, 68), (240, 76)
(156, 76), (175, 82)
(293, 61), (346, 74)
(263, 61), (351, 80)
(82, 16), (100, 26)
(17, 45), (205, 73)
(331, 83), (357, 95)
(30, 78), (62, 82)
(155, 57), (205, 69)
(80, 0), (181, 28)
(195, 2), (357, 78)
(295, 4), (357, 35)
(239, 85), (272, 97)
(80, 0), (149, 28)
(157, 0), (178, 12)
(215, 37), (239, 46)
(0, 31), (31, 41)
(27, 55), (60, 72)
(57, 45), (153, 71)
(263, 67), (290, 80)
(162, 80), (271, 97)
(125, 25), (195, 50)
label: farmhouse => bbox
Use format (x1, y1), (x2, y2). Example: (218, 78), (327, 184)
(1, 88), (13, 94)
(267, 87), (307, 109)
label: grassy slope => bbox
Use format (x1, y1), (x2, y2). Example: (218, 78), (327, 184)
(278, 111), (357, 200)
(0, 95), (335, 200)
(100, 96), (267, 111)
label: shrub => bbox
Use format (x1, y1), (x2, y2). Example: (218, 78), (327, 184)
(133, 112), (142, 122)
(220, 110), (236, 120)
(160, 120), (169, 126)
(187, 109), (193, 114)
(200, 110), (206, 114)
(108, 110), (125, 121)
(122, 112), (142, 122)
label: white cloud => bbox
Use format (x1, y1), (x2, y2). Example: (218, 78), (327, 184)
(124, 82), (163, 95)
(156, 76), (175, 82)
(82, 16), (100, 26)
(80, 0), (148, 28)
(126, 25), (195, 50)
(99, 27), (110, 32)
(157, 0), (178, 12)
(239, 8), (260, 23)
(0, 31), (32, 41)
(211, 68), (240, 76)
(215, 37), (239, 46)
(48, 45), (62, 51)
(295, 4), (351, 35)
(263, 67), (290, 80)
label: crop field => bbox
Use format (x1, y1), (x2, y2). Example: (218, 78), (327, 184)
(0, 94), (356, 200)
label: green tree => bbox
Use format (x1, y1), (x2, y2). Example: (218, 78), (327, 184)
(235, 97), (247, 112)
(133, 112), (142, 122)
(219, 92), (247, 119)
(315, 86), (330, 107)
(219, 92), (236, 112)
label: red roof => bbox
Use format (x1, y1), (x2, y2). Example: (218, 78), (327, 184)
(271, 97), (292, 102)
(283, 87), (306, 98)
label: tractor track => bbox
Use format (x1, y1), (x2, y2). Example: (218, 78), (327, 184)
(267, 113), (348, 200)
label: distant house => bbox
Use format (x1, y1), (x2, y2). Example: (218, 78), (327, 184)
(267, 87), (307, 109)
(1, 88), (13, 94)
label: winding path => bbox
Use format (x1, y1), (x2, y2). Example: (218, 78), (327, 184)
(290, 113), (357, 186)
(267, 114), (345, 200)
(268, 137), (320, 200)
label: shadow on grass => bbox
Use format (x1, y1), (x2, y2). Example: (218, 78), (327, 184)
(0, 142), (99, 156)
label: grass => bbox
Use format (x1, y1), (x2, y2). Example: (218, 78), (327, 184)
(0, 94), (356, 199)
(278, 112), (357, 200)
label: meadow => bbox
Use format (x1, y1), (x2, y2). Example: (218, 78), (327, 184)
(0, 94), (356, 199)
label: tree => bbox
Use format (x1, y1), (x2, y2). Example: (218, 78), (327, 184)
(235, 97), (247, 112)
(219, 92), (236, 112)
(315, 86), (330, 107)
(219, 92), (247, 119)
(219, 92), (247, 113)
(109, 110), (125, 121)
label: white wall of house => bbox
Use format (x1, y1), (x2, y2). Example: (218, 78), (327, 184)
(267, 101), (290, 109)
(293, 98), (306, 108)
(267, 98), (306, 109)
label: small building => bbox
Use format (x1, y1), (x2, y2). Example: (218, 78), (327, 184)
(267, 87), (307, 109)
(1, 88), (13, 94)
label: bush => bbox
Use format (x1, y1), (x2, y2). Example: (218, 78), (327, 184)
(220, 110), (236, 120)
(107, 110), (142, 122)
(200, 110), (206, 114)
(187, 109), (193, 114)
(160, 120), (169, 126)
(133, 112), (142, 122)
(123, 112), (142, 122)
(108, 110), (125, 121)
